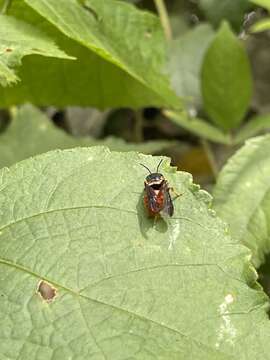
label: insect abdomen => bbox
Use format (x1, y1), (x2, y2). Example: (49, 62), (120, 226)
(144, 192), (164, 217)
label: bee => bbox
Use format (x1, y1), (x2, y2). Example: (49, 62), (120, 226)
(140, 159), (177, 218)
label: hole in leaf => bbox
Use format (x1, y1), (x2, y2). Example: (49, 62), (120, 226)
(37, 280), (57, 302)
(5, 48), (12, 52)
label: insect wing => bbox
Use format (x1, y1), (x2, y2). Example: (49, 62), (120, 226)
(145, 184), (160, 213)
(162, 186), (174, 217)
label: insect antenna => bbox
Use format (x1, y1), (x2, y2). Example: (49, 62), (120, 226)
(140, 163), (152, 174)
(156, 159), (163, 173)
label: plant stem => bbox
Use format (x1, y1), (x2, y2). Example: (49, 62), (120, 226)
(1, 0), (12, 14)
(201, 139), (218, 179)
(154, 0), (172, 41)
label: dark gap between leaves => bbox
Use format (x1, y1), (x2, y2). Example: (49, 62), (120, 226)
(258, 254), (270, 319)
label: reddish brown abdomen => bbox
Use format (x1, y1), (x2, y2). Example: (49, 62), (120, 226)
(144, 192), (164, 217)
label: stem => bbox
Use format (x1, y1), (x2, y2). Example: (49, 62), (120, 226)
(1, 0), (12, 14)
(154, 0), (172, 41)
(201, 139), (218, 179)
(134, 110), (144, 143)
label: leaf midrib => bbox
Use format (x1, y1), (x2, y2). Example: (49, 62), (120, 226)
(0, 204), (213, 233)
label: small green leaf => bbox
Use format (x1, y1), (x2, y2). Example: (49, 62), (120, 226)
(233, 114), (270, 143)
(0, 14), (73, 86)
(164, 110), (231, 144)
(0, 105), (177, 168)
(0, 147), (270, 359)
(213, 134), (270, 266)
(168, 24), (214, 107)
(251, 18), (270, 32)
(201, 22), (252, 131)
(199, 0), (251, 31)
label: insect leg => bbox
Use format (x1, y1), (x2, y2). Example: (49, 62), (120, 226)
(169, 187), (184, 201)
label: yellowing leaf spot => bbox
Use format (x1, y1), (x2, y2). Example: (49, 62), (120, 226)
(215, 294), (236, 349)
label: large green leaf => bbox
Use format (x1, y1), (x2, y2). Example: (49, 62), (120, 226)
(199, 0), (251, 31)
(213, 134), (270, 267)
(0, 147), (270, 359)
(0, 104), (175, 168)
(0, 14), (72, 86)
(0, 0), (180, 108)
(201, 22), (252, 131)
